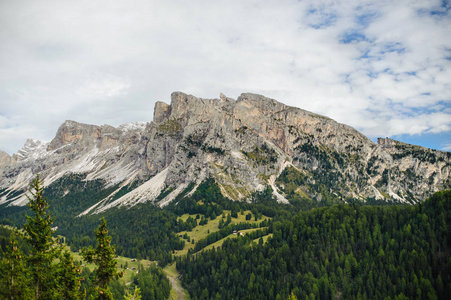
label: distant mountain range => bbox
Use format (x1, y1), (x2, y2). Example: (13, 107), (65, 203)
(1, 92), (450, 213)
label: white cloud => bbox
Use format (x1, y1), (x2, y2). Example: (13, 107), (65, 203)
(77, 74), (131, 100)
(0, 0), (450, 154)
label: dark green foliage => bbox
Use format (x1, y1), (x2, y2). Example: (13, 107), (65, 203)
(0, 226), (31, 256)
(167, 178), (229, 218)
(46, 173), (118, 218)
(130, 264), (171, 300)
(82, 217), (124, 300)
(177, 190), (451, 299)
(177, 215), (198, 232)
(0, 173), (126, 242)
(57, 250), (85, 299)
(95, 205), (182, 266)
(276, 166), (307, 188)
(24, 174), (62, 300)
(0, 205), (28, 229)
(275, 166), (329, 210)
(0, 232), (33, 299)
(198, 216), (208, 226)
(0, 174), (84, 299)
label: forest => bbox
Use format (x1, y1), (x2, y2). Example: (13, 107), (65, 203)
(0, 173), (450, 299)
(176, 190), (451, 300)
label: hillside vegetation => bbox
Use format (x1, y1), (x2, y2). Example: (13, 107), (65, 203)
(176, 190), (451, 300)
(1, 173), (450, 299)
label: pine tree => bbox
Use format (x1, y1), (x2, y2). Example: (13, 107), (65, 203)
(57, 250), (85, 299)
(24, 174), (61, 300)
(0, 232), (32, 300)
(82, 217), (123, 300)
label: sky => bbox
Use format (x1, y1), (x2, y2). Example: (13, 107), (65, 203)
(0, 0), (450, 155)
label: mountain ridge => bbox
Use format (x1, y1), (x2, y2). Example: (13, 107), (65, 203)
(0, 92), (449, 212)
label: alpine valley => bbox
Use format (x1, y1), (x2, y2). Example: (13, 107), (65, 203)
(1, 92), (451, 300)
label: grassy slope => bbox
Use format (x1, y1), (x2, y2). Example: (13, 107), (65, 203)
(174, 209), (271, 256)
(71, 249), (154, 284)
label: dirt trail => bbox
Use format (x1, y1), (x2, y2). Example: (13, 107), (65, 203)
(167, 274), (185, 300)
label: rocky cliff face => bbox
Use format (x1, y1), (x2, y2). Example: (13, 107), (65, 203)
(0, 92), (450, 213)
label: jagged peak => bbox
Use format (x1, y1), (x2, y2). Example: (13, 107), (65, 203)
(14, 138), (49, 161)
(0, 150), (10, 158)
(153, 101), (171, 124)
(0, 149), (14, 167)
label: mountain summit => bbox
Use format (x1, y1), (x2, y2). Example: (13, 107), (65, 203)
(1, 92), (450, 212)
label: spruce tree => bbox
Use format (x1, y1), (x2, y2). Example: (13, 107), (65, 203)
(82, 217), (123, 300)
(57, 250), (85, 299)
(1, 174), (83, 299)
(0, 232), (32, 300)
(24, 174), (60, 300)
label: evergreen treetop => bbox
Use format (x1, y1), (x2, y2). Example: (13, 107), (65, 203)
(82, 217), (123, 300)
(24, 174), (61, 300)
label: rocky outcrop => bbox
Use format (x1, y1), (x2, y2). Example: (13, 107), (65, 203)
(0, 92), (450, 212)
(0, 120), (149, 206)
(0, 151), (15, 168)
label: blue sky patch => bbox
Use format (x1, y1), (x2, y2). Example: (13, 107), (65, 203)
(355, 10), (378, 27)
(340, 31), (368, 44)
(388, 132), (451, 152)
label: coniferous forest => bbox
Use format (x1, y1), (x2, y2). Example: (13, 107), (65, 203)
(176, 190), (451, 300)
(0, 174), (450, 299)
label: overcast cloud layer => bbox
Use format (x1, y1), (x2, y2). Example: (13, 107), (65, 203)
(1, 0), (450, 154)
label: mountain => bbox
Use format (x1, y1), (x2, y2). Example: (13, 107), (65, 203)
(0, 92), (450, 213)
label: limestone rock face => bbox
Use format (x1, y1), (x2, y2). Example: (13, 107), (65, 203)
(0, 92), (449, 213)
(0, 151), (15, 168)
(0, 120), (149, 206)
